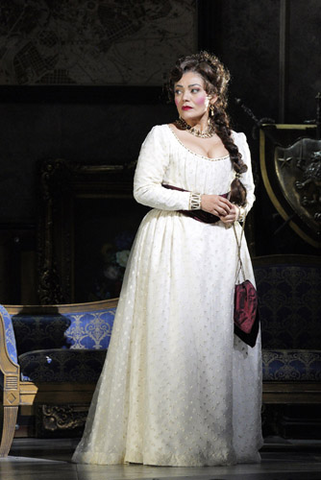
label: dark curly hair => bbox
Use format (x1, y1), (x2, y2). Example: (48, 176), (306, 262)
(168, 51), (247, 206)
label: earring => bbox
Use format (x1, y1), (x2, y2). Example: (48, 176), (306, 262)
(210, 105), (215, 117)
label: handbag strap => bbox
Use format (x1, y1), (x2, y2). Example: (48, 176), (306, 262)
(233, 220), (246, 283)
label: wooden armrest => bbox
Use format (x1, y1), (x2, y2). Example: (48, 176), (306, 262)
(263, 382), (321, 404)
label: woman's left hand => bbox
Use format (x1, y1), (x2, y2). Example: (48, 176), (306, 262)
(219, 204), (239, 224)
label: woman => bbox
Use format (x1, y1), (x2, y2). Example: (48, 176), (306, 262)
(72, 51), (263, 467)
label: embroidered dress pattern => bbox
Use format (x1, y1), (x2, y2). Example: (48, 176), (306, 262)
(72, 125), (263, 466)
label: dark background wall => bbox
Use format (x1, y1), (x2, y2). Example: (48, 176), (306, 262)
(0, 0), (320, 304)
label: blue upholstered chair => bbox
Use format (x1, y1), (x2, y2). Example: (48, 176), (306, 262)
(253, 254), (321, 405)
(0, 298), (117, 456)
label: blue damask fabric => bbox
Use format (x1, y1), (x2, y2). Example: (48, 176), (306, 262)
(65, 310), (115, 349)
(256, 262), (321, 383)
(255, 263), (321, 350)
(12, 307), (116, 354)
(10, 307), (116, 382)
(0, 304), (18, 364)
(262, 349), (321, 382)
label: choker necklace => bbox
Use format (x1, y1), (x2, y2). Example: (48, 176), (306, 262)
(175, 117), (215, 139)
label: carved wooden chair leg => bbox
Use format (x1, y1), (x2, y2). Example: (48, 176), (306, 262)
(0, 405), (19, 457)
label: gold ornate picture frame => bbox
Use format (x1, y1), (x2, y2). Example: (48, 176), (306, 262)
(37, 160), (148, 304)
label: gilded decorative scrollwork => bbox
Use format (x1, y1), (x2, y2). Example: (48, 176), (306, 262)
(36, 405), (88, 435)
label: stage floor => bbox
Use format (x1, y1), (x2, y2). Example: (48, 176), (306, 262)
(0, 437), (321, 480)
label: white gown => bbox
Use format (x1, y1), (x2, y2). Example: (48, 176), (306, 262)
(72, 125), (263, 467)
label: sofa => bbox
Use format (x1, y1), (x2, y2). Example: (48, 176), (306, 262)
(254, 254), (321, 437)
(0, 298), (117, 455)
(1, 254), (320, 455)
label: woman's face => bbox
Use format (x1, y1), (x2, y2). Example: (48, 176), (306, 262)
(174, 71), (215, 122)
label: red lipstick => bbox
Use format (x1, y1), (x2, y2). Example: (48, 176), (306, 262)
(182, 106), (192, 111)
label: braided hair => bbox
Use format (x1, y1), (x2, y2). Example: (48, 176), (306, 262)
(168, 51), (247, 206)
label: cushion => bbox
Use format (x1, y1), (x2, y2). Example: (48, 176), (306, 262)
(19, 348), (107, 383)
(263, 349), (321, 382)
(12, 307), (116, 354)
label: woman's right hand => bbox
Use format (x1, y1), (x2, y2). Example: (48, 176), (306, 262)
(201, 194), (234, 217)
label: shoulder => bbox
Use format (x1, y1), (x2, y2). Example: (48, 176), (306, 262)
(139, 125), (171, 157)
(231, 130), (247, 146)
(145, 124), (170, 138)
(231, 130), (251, 164)
(231, 130), (250, 156)
(141, 124), (171, 148)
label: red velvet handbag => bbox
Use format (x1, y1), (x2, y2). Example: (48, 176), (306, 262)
(233, 223), (259, 347)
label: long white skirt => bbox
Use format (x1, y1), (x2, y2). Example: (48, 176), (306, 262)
(72, 210), (263, 466)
